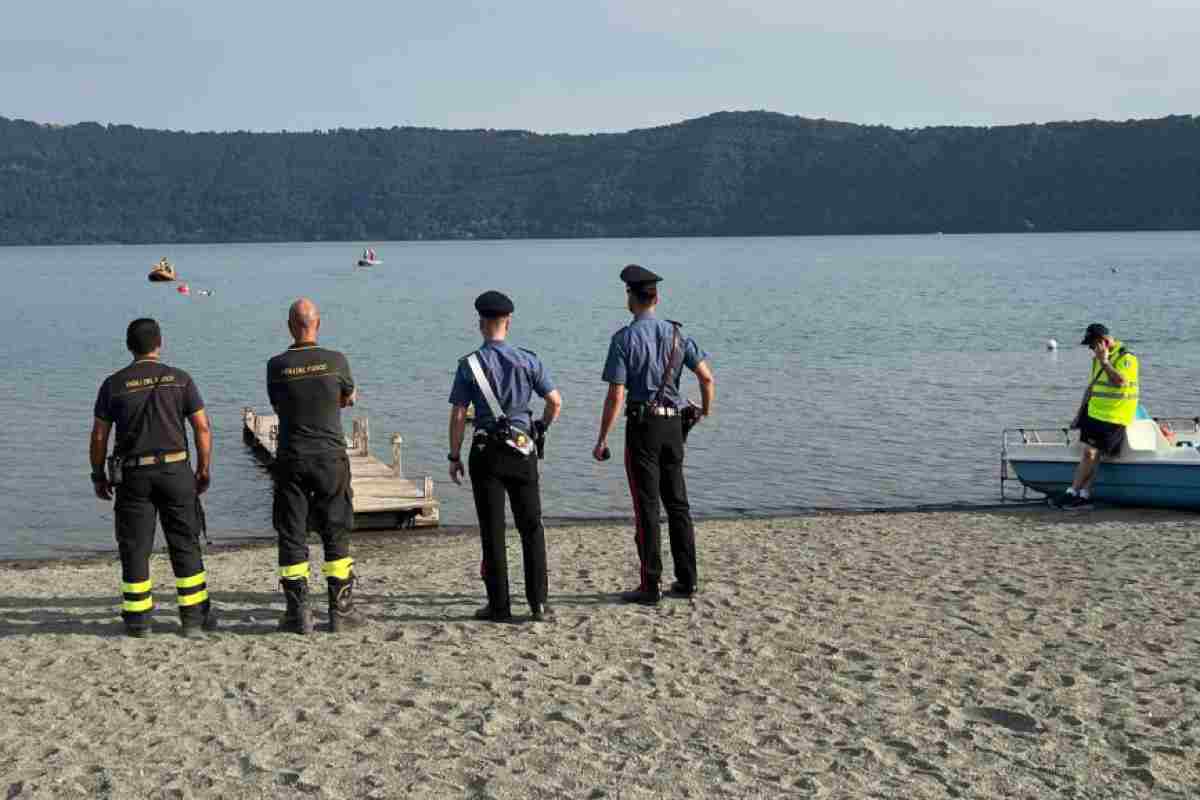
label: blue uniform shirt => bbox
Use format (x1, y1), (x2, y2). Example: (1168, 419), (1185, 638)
(449, 340), (555, 433)
(602, 313), (708, 406)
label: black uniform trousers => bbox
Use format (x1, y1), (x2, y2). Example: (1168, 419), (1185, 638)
(624, 416), (698, 591)
(272, 453), (353, 570)
(468, 437), (548, 613)
(113, 460), (208, 623)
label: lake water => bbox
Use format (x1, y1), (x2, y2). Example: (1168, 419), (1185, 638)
(2, 232), (1198, 559)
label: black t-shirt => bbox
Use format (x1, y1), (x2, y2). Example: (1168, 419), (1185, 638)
(94, 359), (204, 458)
(267, 343), (354, 459)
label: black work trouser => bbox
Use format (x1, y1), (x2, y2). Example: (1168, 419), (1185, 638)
(113, 460), (208, 623)
(624, 415), (698, 591)
(468, 438), (547, 612)
(272, 453), (353, 574)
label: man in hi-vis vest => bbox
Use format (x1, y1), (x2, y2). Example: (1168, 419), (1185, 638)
(1053, 323), (1139, 509)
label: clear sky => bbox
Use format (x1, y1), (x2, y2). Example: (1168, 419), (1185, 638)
(4, 0), (1197, 134)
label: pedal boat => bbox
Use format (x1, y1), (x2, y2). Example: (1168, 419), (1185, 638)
(1001, 418), (1200, 509)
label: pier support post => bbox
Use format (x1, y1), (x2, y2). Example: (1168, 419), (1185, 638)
(391, 434), (403, 478)
(351, 418), (370, 456)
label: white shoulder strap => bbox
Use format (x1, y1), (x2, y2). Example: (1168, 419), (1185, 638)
(466, 353), (505, 420)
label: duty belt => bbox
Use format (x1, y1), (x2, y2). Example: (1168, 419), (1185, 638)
(473, 425), (535, 456)
(473, 425), (532, 442)
(124, 450), (188, 468)
(627, 403), (679, 418)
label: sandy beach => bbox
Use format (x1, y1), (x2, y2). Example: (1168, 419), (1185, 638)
(1, 508), (1198, 799)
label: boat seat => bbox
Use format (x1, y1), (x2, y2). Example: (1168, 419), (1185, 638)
(1123, 419), (1171, 453)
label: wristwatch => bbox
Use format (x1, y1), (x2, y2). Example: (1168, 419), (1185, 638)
(447, 453), (461, 463)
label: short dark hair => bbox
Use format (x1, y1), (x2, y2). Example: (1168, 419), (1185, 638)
(629, 285), (658, 305)
(126, 318), (162, 355)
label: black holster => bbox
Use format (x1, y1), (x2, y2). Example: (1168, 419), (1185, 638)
(681, 406), (702, 442)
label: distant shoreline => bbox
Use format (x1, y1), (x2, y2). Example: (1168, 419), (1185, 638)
(3, 228), (1200, 249)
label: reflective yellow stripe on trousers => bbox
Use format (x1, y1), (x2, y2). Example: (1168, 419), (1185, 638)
(279, 562), (311, 579)
(323, 557), (353, 581)
(176, 571), (209, 607)
(121, 579), (154, 613)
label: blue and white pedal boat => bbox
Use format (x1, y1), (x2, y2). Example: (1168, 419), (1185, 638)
(1001, 418), (1200, 509)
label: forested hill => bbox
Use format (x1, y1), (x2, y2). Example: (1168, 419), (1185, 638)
(2, 111), (1199, 245)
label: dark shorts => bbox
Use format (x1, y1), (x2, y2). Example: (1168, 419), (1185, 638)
(1079, 415), (1125, 456)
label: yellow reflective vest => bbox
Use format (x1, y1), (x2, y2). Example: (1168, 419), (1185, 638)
(1087, 341), (1138, 426)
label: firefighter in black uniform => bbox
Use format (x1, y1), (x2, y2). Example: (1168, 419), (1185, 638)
(267, 298), (364, 634)
(89, 318), (217, 637)
(448, 291), (562, 622)
(593, 265), (716, 604)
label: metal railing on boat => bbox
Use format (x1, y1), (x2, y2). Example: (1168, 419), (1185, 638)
(999, 416), (1200, 501)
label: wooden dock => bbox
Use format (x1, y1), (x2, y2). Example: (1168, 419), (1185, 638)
(242, 408), (439, 530)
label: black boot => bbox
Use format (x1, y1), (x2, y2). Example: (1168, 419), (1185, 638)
(327, 575), (367, 633)
(278, 578), (314, 635)
(474, 603), (513, 622)
(180, 600), (219, 638)
(122, 612), (151, 638)
(667, 581), (700, 598)
(620, 586), (661, 605)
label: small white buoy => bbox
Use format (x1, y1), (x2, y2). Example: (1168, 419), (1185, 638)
(1046, 338), (1058, 351)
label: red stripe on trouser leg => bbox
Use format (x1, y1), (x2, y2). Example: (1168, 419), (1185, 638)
(480, 559), (486, 579)
(624, 444), (647, 591)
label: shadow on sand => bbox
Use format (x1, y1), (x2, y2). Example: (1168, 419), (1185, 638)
(0, 590), (629, 638)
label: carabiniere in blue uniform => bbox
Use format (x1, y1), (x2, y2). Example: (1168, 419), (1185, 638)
(448, 290), (562, 623)
(597, 264), (714, 605)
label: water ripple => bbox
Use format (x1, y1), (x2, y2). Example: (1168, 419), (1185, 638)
(2, 232), (1199, 558)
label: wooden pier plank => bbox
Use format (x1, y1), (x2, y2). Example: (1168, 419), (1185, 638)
(242, 408), (439, 529)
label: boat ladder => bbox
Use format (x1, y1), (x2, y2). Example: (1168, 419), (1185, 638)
(999, 426), (1072, 501)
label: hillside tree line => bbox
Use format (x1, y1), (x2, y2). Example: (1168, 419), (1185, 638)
(1, 111), (1198, 244)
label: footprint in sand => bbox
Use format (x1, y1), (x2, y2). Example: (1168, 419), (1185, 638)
(964, 706), (1043, 735)
(545, 708), (586, 734)
(574, 666), (624, 687)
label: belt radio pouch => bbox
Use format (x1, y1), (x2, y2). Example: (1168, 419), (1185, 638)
(106, 454), (125, 487)
(466, 353), (534, 457)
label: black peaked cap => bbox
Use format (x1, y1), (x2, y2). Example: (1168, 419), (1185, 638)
(620, 264), (662, 287)
(475, 290), (514, 318)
